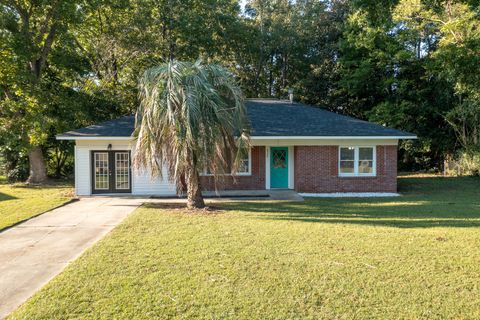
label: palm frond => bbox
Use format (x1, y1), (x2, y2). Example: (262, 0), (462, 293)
(133, 60), (250, 195)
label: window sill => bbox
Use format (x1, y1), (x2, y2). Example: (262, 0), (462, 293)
(338, 174), (377, 178)
(200, 173), (252, 177)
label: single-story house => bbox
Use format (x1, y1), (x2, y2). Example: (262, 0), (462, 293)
(57, 99), (416, 196)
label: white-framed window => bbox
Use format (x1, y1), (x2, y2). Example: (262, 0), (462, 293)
(339, 146), (376, 176)
(201, 149), (252, 176)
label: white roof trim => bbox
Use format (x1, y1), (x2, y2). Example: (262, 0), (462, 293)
(56, 136), (133, 141)
(252, 135), (416, 140)
(57, 135), (416, 141)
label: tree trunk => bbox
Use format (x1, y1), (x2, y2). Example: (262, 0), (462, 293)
(185, 167), (205, 209)
(179, 171), (188, 193)
(27, 146), (48, 184)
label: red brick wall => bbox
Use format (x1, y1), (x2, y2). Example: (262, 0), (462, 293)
(200, 145), (397, 193)
(200, 146), (266, 191)
(294, 145), (397, 193)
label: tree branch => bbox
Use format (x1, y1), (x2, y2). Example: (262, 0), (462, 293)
(37, 1), (59, 43)
(33, 22), (57, 80)
(3, 0), (31, 38)
(3, 0), (28, 22)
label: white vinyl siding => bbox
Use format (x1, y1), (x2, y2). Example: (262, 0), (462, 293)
(74, 140), (176, 196)
(74, 146), (91, 196)
(131, 167), (176, 196)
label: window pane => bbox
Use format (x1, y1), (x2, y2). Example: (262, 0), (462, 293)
(359, 147), (373, 160)
(340, 147), (355, 161)
(358, 160), (373, 173)
(340, 160), (354, 173)
(238, 158), (249, 173)
(203, 151), (250, 175)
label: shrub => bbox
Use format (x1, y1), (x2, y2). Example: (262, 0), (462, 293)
(457, 152), (480, 176)
(6, 165), (29, 182)
(445, 152), (480, 176)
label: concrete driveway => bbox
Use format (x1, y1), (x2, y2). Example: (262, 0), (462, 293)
(0, 197), (144, 319)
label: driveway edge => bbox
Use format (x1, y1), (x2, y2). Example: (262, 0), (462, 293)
(0, 198), (79, 234)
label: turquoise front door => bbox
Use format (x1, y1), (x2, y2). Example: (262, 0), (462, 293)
(270, 147), (289, 188)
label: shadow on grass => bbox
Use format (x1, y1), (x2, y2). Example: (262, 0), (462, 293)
(0, 192), (17, 202)
(223, 200), (480, 228)
(135, 176), (480, 229)
(219, 176), (480, 228)
(11, 183), (73, 190)
(143, 202), (226, 215)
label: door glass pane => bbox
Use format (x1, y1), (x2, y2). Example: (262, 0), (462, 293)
(272, 150), (287, 169)
(115, 152), (130, 190)
(94, 153), (109, 190)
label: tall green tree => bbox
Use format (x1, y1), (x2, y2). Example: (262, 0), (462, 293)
(0, 1), (134, 182)
(431, 0), (480, 154)
(0, 0), (86, 182)
(1, 0), (478, 178)
(134, 60), (250, 208)
(72, 0), (243, 109)
(238, 0), (346, 102)
(335, 0), (480, 169)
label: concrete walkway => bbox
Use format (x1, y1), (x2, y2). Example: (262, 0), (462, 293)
(0, 197), (144, 319)
(200, 189), (304, 201)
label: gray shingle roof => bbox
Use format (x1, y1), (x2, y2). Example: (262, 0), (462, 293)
(58, 115), (135, 138)
(57, 99), (415, 139)
(246, 99), (414, 137)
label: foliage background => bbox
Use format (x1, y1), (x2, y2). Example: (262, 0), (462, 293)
(1, 0), (479, 179)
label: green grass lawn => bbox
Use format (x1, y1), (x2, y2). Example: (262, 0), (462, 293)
(9, 175), (480, 319)
(0, 179), (73, 231)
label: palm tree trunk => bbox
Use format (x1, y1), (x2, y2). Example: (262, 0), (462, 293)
(186, 167), (205, 209)
(27, 146), (48, 183)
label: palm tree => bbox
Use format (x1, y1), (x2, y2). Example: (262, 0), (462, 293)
(133, 60), (250, 209)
